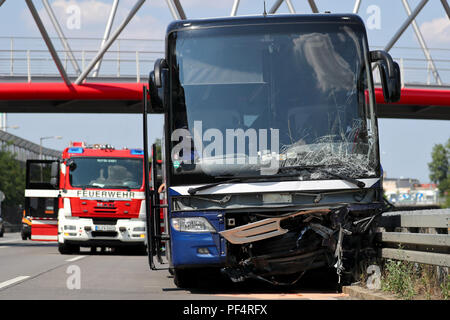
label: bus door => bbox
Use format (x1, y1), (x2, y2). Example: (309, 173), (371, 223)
(24, 160), (60, 242)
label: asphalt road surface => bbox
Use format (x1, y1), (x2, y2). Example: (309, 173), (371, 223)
(0, 232), (350, 300)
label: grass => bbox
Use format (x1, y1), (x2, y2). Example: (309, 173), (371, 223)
(381, 259), (416, 299)
(380, 258), (449, 300)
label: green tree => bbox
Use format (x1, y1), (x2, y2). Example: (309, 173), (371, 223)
(0, 145), (26, 207)
(428, 138), (450, 208)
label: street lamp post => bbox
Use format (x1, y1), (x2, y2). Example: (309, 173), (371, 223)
(39, 135), (62, 159)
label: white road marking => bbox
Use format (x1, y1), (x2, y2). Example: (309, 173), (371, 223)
(0, 276), (30, 289)
(65, 255), (85, 262)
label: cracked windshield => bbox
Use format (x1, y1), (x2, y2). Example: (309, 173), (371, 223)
(170, 23), (377, 181)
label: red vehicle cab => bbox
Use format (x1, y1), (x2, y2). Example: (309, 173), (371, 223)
(24, 142), (147, 254)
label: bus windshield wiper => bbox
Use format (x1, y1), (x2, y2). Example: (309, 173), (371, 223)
(278, 165), (366, 189)
(188, 178), (243, 195)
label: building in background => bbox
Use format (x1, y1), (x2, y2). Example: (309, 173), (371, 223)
(383, 175), (441, 208)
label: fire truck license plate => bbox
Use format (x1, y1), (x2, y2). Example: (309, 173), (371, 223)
(95, 225), (116, 231)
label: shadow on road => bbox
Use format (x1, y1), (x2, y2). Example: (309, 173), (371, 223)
(0, 242), (57, 248)
(73, 247), (148, 257)
(164, 267), (341, 295)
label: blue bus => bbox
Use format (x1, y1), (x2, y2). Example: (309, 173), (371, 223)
(143, 13), (401, 288)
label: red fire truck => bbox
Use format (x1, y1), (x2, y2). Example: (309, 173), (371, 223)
(24, 142), (147, 254)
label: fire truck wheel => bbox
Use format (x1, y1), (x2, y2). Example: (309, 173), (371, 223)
(58, 243), (80, 255)
(134, 245), (147, 255)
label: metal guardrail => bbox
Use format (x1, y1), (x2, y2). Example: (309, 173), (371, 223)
(0, 36), (164, 82)
(379, 209), (450, 267)
(371, 45), (450, 86)
(0, 36), (449, 85)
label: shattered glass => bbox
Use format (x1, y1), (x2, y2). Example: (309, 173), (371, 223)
(169, 22), (378, 184)
(279, 117), (377, 179)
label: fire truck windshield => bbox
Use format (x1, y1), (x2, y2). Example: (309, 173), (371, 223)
(68, 157), (144, 189)
(168, 21), (378, 185)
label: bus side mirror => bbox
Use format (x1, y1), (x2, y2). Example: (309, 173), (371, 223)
(370, 50), (401, 103)
(148, 58), (168, 113)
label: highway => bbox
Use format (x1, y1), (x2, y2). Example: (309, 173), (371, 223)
(0, 232), (349, 300)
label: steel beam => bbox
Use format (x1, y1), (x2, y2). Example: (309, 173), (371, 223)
(25, 0), (71, 85)
(384, 0), (429, 52)
(269, 0), (283, 14)
(307, 0), (319, 13)
(75, 0), (146, 85)
(353, 0), (362, 14)
(93, 0), (119, 77)
(402, 0), (442, 85)
(165, 0), (180, 20)
(172, 0), (186, 20)
(42, 0), (81, 75)
(165, 0), (185, 20)
(285, 0), (296, 13)
(269, 0), (295, 14)
(230, 0), (240, 16)
(441, 0), (450, 19)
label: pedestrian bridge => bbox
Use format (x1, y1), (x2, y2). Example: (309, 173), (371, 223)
(0, 0), (449, 120)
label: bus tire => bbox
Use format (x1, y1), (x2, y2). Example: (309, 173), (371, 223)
(173, 268), (195, 288)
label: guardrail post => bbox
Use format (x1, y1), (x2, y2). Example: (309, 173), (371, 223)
(82, 50), (85, 71)
(117, 39), (120, 77)
(10, 37), (13, 76)
(136, 51), (140, 83)
(27, 50), (31, 83)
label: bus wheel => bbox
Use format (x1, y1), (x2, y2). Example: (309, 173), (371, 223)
(173, 268), (195, 288)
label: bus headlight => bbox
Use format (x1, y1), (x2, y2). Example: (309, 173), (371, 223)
(171, 217), (216, 233)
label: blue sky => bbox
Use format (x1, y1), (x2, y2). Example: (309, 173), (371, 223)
(0, 0), (449, 183)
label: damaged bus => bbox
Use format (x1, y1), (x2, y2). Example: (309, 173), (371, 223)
(143, 13), (401, 288)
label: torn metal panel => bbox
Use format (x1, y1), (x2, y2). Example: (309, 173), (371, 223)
(220, 209), (330, 244)
(221, 203), (385, 285)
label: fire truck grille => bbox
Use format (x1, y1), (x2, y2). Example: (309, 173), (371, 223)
(91, 231), (118, 238)
(93, 208), (117, 213)
(92, 218), (118, 225)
